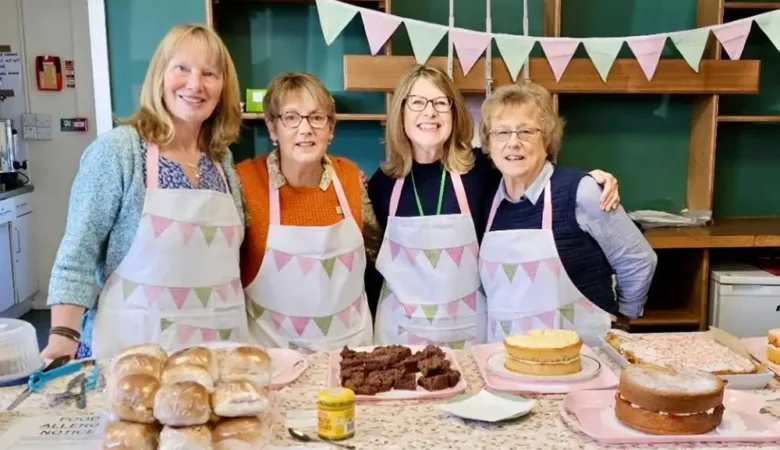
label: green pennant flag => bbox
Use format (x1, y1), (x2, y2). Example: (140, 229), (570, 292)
(194, 287), (212, 307)
(315, 0), (358, 45)
(404, 19), (448, 64)
(582, 37), (624, 82)
(200, 225), (217, 245)
(669, 28), (710, 72)
(423, 249), (442, 268)
(450, 340), (466, 350)
(314, 316), (334, 335)
(559, 304), (575, 324)
(289, 342), (299, 350)
(249, 302), (265, 320)
(122, 279), (137, 300)
(500, 320), (513, 335)
(160, 318), (173, 332)
(493, 34), (536, 81)
(321, 257), (336, 278)
(421, 305), (438, 324)
(380, 283), (392, 302)
(755, 10), (780, 51)
(219, 328), (233, 340)
(502, 263), (518, 282)
(398, 325), (405, 336)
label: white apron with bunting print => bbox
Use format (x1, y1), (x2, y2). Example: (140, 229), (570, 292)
(244, 166), (373, 352)
(374, 170), (486, 348)
(91, 143), (249, 359)
(479, 180), (612, 347)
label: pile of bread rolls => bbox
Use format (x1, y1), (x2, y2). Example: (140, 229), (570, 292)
(101, 344), (273, 449)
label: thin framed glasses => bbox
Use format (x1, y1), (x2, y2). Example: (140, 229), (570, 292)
(490, 128), (541, 143)
(405, 95), (453, 113)
(276, 111), (330, 129)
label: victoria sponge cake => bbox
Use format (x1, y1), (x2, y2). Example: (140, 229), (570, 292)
(768, 328), (780, 365)
(503, 329), (583, 376)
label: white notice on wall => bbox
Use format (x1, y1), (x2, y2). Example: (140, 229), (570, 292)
(0, 413), (105, 450)
(0, 52), (22, 97)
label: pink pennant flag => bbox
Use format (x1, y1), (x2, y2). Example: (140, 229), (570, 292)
(462, 292), (477, 312)
(177, 324), (196, 345)
(521, 261), (540, 281)
(446, 300), (460, 317)
(290, 317), (310, 336)
(230, 278), (242, 295)
(403, 247), (419, 263)
(545, 257), (562, 277)
(337, 252), (355, 271)
(408, 333), (426, 345)
(216, 284), (229, 303)
(712, 19), (752, 60)
(539, 37), (580, 81)
(360, 9), (402, 55)
(403, 303), (418, 317)
(142, 285), (164, 307)
(444, 246), (464, 267)
(273, 249), (293, 271)
(337, 307), (352, 327)
(392, 298), (403, 312)
(466, 242), (479, 258)
(389, 241), (402, 260)
(489, 319), (497, 337)
(514, 316), (535, 332)
(626, 34), (667, 80)
(150, 215), (172, 238)
(221, 225), (236, 247)
(169, 287), (191, 309)
(352, 296), (361, 312)
(482, 260), (499, 280)
(538, 310), (557, 328)
(296, 255), (316, 276)
(202, 328), (217, 342)
(269, 312), (286, 331)
(451, 28), (492, 75)
(104, 273), (119, 291)
(578, 297), (596, 313)
(178, 222), (197, 245)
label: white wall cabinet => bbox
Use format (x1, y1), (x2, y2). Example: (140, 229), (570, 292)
(0, 200), (16, 313)
(0, 192), (38, 316)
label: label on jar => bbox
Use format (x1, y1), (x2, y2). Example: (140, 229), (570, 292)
(317, 407), (355, 440)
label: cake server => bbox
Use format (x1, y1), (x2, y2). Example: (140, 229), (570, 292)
(288, 428), (356, 449)
(6, 355), (71, 411)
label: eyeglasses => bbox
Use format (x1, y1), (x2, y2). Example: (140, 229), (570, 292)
(490, 128), (541, 143)
(276, 112), (330, 129)
(405, 95), (453, 113)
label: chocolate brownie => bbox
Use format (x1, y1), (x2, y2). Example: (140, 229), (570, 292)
(418, 356), (451, 377)
(417, 369), (461, 391)
(366, 368), (403, 393)
(394, 373), (417, 390)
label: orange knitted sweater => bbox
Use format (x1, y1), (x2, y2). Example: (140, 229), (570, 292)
(237, 154), (365, 286)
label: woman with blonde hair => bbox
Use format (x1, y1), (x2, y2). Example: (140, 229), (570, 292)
(478, 82), (657, 345)
(369, 64), (620, 347)
(237, 72), (379, 351)
(42, 23), (248, 359)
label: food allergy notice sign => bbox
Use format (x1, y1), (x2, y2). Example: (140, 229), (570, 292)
(0, 413), (105, 449)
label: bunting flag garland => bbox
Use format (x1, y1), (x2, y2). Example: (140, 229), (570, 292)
(386, 240), (479, 269)
(250, 295), (363, 337)
(178, 222), (197, 245)
(396, 326), (475, 349)
(491, 298), (601, 337)
(122, 279), (138, 301)
(502, 263), (518, 283)
(161, 319), (237, 345)
(315, 0), (780, 83)
(111, 274), (239, 309)
(147, 215), (238, 248)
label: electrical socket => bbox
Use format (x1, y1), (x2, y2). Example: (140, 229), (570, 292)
(36, 126), (52, 140)
(22, 125), (37, 140)
(22, 114), (37, 128)
(35, 113), (51, 128)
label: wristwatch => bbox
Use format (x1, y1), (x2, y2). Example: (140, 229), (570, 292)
(611, 313), (631, 332)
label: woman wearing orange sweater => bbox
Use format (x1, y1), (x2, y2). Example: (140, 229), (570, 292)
(237, 72), (379, 351)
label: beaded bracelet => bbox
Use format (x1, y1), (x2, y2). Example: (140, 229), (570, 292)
(50, 326), (81, 343)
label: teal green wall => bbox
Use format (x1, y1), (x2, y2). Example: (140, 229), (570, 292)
(105, 0), (780, 217)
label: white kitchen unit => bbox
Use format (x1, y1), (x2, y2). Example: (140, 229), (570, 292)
(0, 191), (38, 317)
(0, 201), (15, 313)
(709, 262), (780, 338)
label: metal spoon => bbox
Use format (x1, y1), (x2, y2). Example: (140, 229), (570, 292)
(287, 428), (356, 449)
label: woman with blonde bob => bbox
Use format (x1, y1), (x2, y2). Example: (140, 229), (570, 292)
(237, 72), (379, 351)
(370, 64), (621, 348)
(478, 82), (657, 346)
(43, 24), (249, 359)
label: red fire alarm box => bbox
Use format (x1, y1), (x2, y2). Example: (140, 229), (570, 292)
(35, 55), (63, 91)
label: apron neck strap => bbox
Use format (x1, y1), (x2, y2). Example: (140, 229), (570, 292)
(389, 170), (470, 217)
(269, 166), (351, 225)
(145, 142), (230, 191)
(486, 179), (553, 231)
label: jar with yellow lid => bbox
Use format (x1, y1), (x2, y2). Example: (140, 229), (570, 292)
(317, 387), (355, 441)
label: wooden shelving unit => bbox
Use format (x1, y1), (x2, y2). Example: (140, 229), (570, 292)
(723, 1), (780, 9)
(645, 217), (780, 249)
(718, 115), (780, 123)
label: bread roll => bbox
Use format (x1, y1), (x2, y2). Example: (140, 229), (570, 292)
(101, 421), (160, 450)
(110, 374), (160, 424)
(112, 354), (164, 381)
(165, 347), (218, 379)
(159, 425), (212, 450)
(213, 417), (268, 450)
(220, 346), (272, 385)
(115, 343), (168, 364)
(161, 364), (215, 392)
(211, 380), (270, 417)
(153, 381), (212, 426)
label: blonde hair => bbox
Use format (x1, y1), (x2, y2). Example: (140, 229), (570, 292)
(382, 65), (474, 178)
(118, 23), (242, 159)
(479, 82), (564, 161)
(263, 72), (337, 128)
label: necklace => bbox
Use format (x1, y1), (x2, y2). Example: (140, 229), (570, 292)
(185, 161), (201, 179)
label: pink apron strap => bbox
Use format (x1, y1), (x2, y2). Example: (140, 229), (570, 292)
(146, 143), (160, 189)
(542, 181), (552, 230)
(485, 186), (502, 232)
(389, 178), (404, 217)
(268, 166), (352, 226)
(269, 182), (281, 226)
(450, 173), (470, 215)
(214, 160), (230, 192)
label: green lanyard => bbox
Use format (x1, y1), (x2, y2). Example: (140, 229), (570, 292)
(410, 165), (446, 216)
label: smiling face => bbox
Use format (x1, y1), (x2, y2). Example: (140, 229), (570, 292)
(488, 104), (547, 180)
(403, 77), (453, 156)
(268, 93), (334, 165)
(162, 38), (224, 127)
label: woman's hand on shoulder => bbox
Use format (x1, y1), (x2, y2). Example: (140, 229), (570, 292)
(587, 169), (620, 211)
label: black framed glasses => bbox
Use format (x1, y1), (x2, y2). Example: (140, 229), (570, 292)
(490, 128), (541, 143)
(404, 95), (453, 113)
(276, 111), (330, 129)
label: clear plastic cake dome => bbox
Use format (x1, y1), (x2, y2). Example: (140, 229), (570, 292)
(0, 319), (44, 383)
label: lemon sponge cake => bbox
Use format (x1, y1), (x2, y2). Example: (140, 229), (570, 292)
(503, 329), (583, 376)
(768, 328), (780, 365)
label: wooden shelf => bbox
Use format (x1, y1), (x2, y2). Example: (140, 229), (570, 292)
(723, 1), (780, 9)
(630, 308), (701, 326)
(645, 217), (780, 249)
(242, 112), (387, 121)
(343, 55), (760, 94)
(718, 115), (780, 123)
